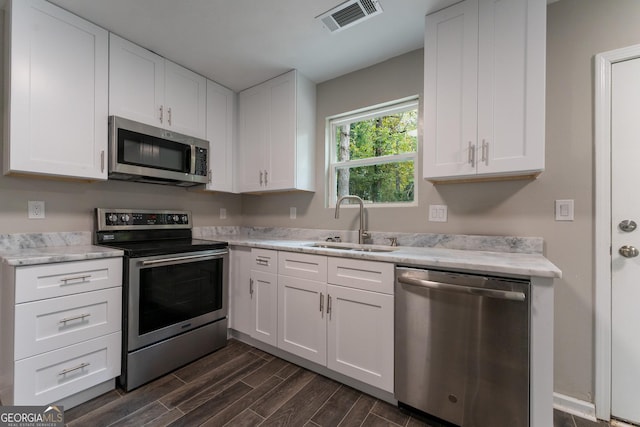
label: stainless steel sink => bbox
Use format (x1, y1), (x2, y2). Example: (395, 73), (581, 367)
(307, 242), (397, 253)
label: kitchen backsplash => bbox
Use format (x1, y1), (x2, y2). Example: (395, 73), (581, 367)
(0, 231), (91, 250)
(0, 228), (543, 254)
(194, 226), (544, 254)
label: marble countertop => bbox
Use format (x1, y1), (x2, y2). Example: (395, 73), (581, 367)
(220, 237), (562, 279)
(0, 245), (124, 266)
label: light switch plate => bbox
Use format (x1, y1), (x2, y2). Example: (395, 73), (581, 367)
(555, 199), (574, 221)
(428, 204), (448, 222)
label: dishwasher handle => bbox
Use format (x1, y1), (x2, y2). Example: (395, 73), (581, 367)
(397, 275), (526, 302)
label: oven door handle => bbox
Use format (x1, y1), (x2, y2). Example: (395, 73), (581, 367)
(140, 250), (228, 266)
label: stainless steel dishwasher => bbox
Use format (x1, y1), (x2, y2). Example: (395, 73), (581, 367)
(395, 267), (530, 427)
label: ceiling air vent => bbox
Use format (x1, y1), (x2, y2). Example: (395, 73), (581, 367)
(316, 0), (383, 33)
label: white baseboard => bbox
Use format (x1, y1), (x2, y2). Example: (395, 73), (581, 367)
(553, 392), (598, 421)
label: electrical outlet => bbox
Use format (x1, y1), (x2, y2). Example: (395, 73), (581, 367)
(219, 208), (227, 219)
(28, 201), (45, 219)
(290, 207), (297, 219)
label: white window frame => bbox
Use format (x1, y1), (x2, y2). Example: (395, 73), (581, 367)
(326, 96), (419, 208)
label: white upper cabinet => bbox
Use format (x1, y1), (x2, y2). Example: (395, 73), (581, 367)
(109, 34), (207, 139)
(423, 0), (545, 182)
(4, 0), (109, 180)
(205, 80), (237, 193)
(238, 70), (316, 193)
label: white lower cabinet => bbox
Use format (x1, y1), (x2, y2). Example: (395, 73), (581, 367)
(229, 246), (253, 335)
(0, 257), (123, 407)
(14, 332), (121, 405)
(275, 251), (394, 393)
(229, 248), (394, 394)
(326, 284), (394, 392)
(249, 249), (278, 346)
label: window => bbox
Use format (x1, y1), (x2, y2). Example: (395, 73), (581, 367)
(327, 97), (419, 207)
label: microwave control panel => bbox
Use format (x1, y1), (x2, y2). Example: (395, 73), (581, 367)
(195, 147), (208, 177)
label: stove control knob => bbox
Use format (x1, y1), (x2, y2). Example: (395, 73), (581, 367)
(181, 215), (188, 223)
(107, 214), (118, 224)
(121, 214), (130, 223)
(172, 215), (179, 222)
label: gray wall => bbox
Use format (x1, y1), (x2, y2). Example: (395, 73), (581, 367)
(243, 0), (640, 404)
(2, 0), (640, 405)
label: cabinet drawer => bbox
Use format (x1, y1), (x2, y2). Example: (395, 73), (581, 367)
(327, 258), (394, 294)
(14, 332), (121, 405)
(15, 288), (122, 360)
(278, 252), (327, 282)
(15, 258), (122, 303)
(250, 249), (277, 274)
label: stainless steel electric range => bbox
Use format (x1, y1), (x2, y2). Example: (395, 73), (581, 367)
(95, 208), (228, 391)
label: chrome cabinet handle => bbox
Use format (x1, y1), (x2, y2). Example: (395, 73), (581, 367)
(168, 107), (172, 126)
(249, 278), (254, 296)
(259, 170), (264, 185)
(319, 292), (324, 316)
(619, 245), (639, 258)
(159, 105), (163, 123)
(468, 141), (475, 167)
(481, 140), (489, 165)
(255, 258), (269, 266)
(59, 313), (91, 324)
(60, 275), (91, 285)
(327, 295), (332, 319)
(100, 150), (105, 173)
(58, 362), (90, 376)
(264, 170), (268, 186)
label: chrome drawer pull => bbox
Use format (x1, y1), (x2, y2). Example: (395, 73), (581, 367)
(60, 275), (91, 285)
(58, 362), (90, 376)
(59, 313), (91, 324)
(256, 258), (270, 266)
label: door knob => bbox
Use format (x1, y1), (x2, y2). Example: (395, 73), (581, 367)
(619, 220), (637, 232)
(619, 245), (639, 258)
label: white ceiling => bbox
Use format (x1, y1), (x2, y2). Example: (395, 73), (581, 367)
(47, 0), (460, 92)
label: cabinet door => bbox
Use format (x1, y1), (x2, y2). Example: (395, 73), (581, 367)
(278, 275), (327, 365)
(266, 71), (296, 190)
(164, 60), (207, 138)
(109, 33), (164, 129)
(423, 0), (478, 180)
(250, 270), (278, 346)
(205, 80), (236, 192)
(327, 285), (394, 392)
(238, 86), (268, 192)
(476, 0), (545, 175)
(229, 247), (252, 335)
(6, 0), (108, 180)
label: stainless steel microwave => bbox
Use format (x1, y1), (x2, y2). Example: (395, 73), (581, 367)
(108, 116), (209, 187)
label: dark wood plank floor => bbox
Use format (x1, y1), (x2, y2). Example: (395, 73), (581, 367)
(64, 339), (611, 427)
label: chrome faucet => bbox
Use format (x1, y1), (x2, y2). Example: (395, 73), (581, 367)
(335, 195), (370, 244)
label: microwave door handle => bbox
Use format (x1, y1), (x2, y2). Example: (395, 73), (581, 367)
(189, 145), (197, 174)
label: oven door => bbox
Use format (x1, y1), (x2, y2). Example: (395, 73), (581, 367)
(126, 249), (228, 351)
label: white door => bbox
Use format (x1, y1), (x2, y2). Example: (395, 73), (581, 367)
(277, 276), (327, 365)
(611, 56), (640, 424)
(250, 270), (278, 346)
